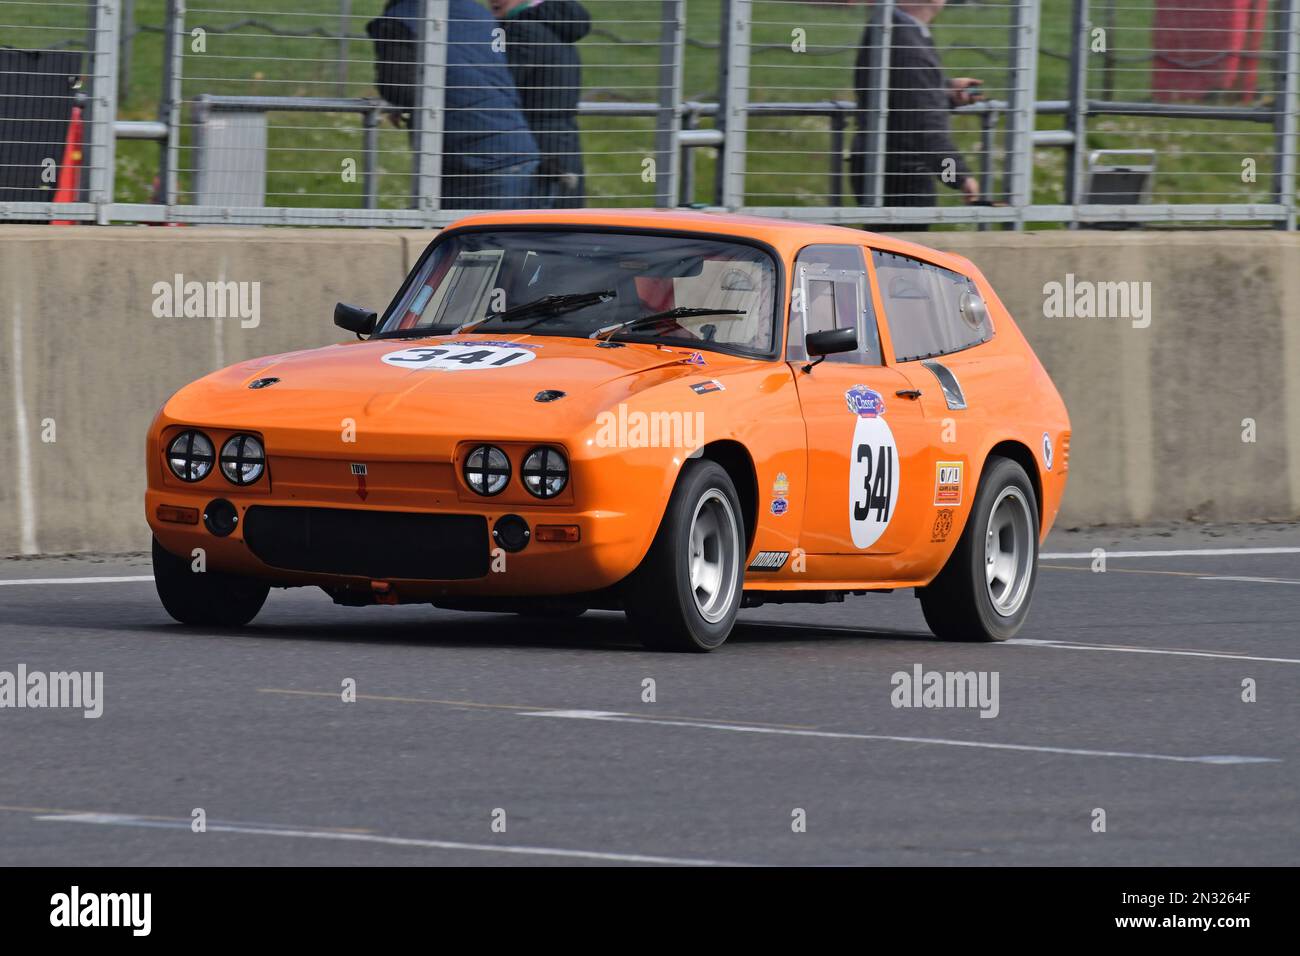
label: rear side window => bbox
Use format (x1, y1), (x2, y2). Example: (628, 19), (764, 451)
(871, 251), (992, 362)
(787, 244), (882, 365)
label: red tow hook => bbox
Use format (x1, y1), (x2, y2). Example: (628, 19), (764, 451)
(370, 581), (399, 605)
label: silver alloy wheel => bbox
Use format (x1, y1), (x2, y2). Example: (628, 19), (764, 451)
(984, 485), (1035, 617)
(687, 488), (741, 624)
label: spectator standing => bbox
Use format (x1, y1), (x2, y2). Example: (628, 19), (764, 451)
(851, 0), (981, 229)
(489, 0), (591, 208)
(368, 0), (539, 209)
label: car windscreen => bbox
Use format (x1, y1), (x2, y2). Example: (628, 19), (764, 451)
(377, 229), (779, 358)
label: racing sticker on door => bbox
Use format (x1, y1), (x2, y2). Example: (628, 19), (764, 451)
(845, 385), (899, 550)
(381, 344), (537, 371)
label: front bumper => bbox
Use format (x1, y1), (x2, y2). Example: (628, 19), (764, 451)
(146, 488), (649, 599)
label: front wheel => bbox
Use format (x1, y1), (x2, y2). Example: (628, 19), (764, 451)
(918, 456), (1039, 642)
(623, 460), (744, 652)
(152, 537), (269, 627)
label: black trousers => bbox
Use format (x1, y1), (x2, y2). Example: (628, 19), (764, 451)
(848, 149), (938, 233)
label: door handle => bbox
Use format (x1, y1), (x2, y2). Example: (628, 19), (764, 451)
(895, 388), (922, 399)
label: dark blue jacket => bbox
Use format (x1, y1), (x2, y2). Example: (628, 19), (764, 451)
(501, 1), (590, 178)
(381, 0), (537, 172)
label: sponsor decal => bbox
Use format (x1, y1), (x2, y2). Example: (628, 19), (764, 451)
(845, 384), (886, 419)
(769, 471), (790, 516)
(934, 461), (963, 506)
(931, 508), (954, 543)
(1042, 431), (1054, 471)
(849, 414), (898, 550)
(444, 339), (541, 350)
(680, 351), (707, 366)
(690, 379), (725, 395)
(351, 462), (368, 501)
(748, 550), (789, 571)
(381, 344), (537, 371)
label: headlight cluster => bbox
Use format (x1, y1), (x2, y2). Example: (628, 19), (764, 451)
(167, 430), (265, 485)
(166, 430), (215, 482)
(521, 446), (568, 499)
(463, 444), (568, 499)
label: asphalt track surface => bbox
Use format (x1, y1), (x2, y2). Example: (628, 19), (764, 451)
(1, 522), (1297, 867)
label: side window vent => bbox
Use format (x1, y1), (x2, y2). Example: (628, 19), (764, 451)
(786, 244), (882, 366)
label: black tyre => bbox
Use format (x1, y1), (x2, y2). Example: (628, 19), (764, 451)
(918, 455), (1039, 642)
(623, 459), (744, 652)
(152, 536), (269, 627)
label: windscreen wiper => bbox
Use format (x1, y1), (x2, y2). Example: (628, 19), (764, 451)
(375, 326), (445, 340)
(592, 307), (747, 341)
(456, 289), (615, 334)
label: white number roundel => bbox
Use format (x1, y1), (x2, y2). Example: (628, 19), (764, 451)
(848, 415), (900, 550)
(381, 344), (536, 372)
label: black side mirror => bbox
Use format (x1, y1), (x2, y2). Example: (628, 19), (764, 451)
(802, 327), (857, 372)
(335, 302), (377, 337)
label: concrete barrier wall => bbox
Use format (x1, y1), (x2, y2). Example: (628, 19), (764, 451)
(1, 225), (1297, 554)
(918, 231), (1300, 529)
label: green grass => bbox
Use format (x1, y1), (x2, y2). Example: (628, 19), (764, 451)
(13, 0), (1292, 219)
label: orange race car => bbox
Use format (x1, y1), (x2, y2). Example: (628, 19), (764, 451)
(146, 210), (1070, 651)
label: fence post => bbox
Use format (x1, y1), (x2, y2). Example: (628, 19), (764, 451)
(1003, 0), (1040, 227)
(653, 0), (685, 208)
(864, 0), (895, 209)
(161, 0), (186, 206)
(119, 0), (135, 105)
(718, 0), (750, 211)
(1064, 0), (1089, 224)
(413, 0), (449, 219)
(1274, 0), (1299, 230)
(338, 0), (352, 97)
(86, 0), (122, 223)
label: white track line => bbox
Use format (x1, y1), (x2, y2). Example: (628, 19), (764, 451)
(1008, 638), (1300, 665)
(0, 576), (153, 587)
(34, 813), (743, 867)
(1041, 547), (1300, 559)
(1197, 575), (1300, 585)
(524, 710), (1276, 765)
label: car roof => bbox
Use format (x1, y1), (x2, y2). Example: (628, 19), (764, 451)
(438, 208), (977, 276)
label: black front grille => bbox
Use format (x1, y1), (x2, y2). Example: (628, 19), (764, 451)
(244, 507), (489, 580)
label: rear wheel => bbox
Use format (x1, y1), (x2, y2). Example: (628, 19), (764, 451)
(152, 537), (269, 627)
(918, 456), (1039, 642)
(624, 460), (744, 652)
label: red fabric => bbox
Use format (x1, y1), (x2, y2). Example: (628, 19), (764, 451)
(398, 253), (454, 329)
(1152, 0), (1268, 103)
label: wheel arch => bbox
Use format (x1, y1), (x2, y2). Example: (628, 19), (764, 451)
(982, 439), (1044, 528)
(698, 439), (758, 552)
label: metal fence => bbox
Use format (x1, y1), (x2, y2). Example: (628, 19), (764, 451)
(0, 0), (1295, 228)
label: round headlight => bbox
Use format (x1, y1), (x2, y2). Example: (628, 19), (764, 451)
(167, 430), (215, 482)
(521, 446), (568, 499)
(464, 445), (511, 496)
(220, 434), (266, 486)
